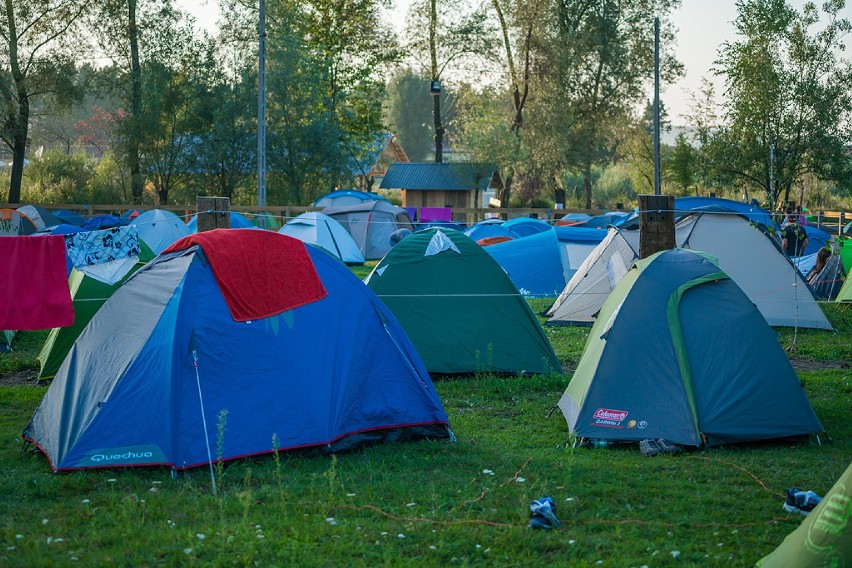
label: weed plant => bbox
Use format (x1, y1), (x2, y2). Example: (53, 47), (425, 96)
(0, 297), (849, 565)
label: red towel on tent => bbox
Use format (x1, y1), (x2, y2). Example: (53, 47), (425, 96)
(0, 235), (73, 330)
(163, 229), (328, 322)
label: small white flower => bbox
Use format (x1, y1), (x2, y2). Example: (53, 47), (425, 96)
(596, 561), (603, 566)
(149, 487), (158, 493)
(565, 497), (575, 502)
(15, 534), (23, 539)
(381, 532), (388, 536)
(42, 519), (49, 525)
(256, 534), (265, 539)
(484, 548), (491, 553)
(325, 517), (337, 525)
(47, 537), (53, 544)
(71, 557), (78, 561)
(482, 469), (494, 475)
(347, 493), (356, 497)
(406, 502), (416, 507)
(569, 540), (575, 545)
(107, 479), (117, 483)
(255, 524), (261, 529)
(515, 477), (526, 483)
(475, 544), (481, 549)
(184, 548), (192, 555)
(397, 533), (406, 539)
(7, 546), (15, 551)
(671, 550), (681, 558)
(81, 499), (90, 504)
(167, 520), (176, 528)
(429, 545), (437, 550)
(152, 481), (161, 485)
(196, 534), (205, 540)
(55, 538), (64, 543)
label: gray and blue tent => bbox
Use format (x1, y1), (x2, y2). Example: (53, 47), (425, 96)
(130, 209), (192, 254)
(23, 229), (449, 471)
(558, 248), (823, 447)
(278, 211), (365, 265)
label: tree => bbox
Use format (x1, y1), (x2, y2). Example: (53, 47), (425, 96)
(622, 100), (672, 194)
(668, 132), (696, 195)
(386, 68), (435, 162)
(405, 0), (497, 162)
(0, 0), (88, 203)
(258, 0), (399, 203)
(536, 0), (683, 208)
(715, 0), (852, 208)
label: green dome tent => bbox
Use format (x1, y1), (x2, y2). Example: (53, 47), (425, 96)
(558, 248), (823, 447)
(365, 228), (560, 375)
(36, 242), (155, 380)
(758, 460), (852, 566)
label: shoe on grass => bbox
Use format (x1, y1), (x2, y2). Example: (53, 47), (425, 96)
(655, 439), (683, 454)
(783, 488), (822, 515)
(639, 439), (661, 456)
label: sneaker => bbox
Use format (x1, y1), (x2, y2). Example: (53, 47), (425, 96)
(529, 497), (562, 528)
(639, 439), (661, 456)
(783, 488), (822, 515)
(655, 439), (683, 454)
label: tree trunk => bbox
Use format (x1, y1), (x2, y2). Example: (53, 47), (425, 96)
(583, 160), (592, 210)
(7, 94), (28, 204)
(128, 0), (143, 203)
(158, 187), (169, 205)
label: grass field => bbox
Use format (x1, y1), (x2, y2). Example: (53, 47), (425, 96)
(0, 273), (850, 566)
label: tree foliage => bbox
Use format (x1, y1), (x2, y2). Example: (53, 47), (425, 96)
(0, 0), (88, 203)
(715, 0), (852, 208)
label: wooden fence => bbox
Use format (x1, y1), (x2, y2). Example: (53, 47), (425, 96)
(21, 203), (852, 234)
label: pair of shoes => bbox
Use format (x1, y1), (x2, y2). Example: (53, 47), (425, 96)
(783, 488), (822, 515)
(639, 439), (683, 456)
(528, 497), (561, 529)
(656, 439), (683, 454)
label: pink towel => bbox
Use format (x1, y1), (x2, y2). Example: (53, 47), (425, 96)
(163, 229), (328, 322)
(0, 236), (73, 329)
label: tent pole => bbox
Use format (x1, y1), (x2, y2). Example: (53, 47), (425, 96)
(192, 349), (218, 496)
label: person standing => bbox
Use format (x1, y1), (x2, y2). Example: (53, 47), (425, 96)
(781, 214), (809, 257)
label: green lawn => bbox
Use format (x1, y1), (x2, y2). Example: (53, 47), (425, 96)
(0, 291), (849, 566)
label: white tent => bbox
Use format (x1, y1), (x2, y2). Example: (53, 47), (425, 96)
(278, 212), (365, 264)
(546, 212), (832, 330)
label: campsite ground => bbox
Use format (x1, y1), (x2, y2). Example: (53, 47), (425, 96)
(0, 284), (850, 566)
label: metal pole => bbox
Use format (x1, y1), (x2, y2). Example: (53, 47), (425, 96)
(257, 0), (267, 207)
(653, 17), (661, 196)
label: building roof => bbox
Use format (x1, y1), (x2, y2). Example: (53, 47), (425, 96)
(380, 162), (501, 191)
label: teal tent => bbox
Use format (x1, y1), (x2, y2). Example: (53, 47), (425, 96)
(558, 248), (823, 447)
(365, 228), (561, 375)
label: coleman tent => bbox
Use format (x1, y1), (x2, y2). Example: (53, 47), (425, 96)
(23, 229), (449, 470)
(365, 228), (561, 375)
(558, 248), (823, 447)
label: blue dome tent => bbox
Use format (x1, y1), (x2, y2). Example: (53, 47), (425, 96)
(23, 230), (449, 471)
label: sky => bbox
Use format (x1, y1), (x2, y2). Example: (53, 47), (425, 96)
(179, 0), (851, 124)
